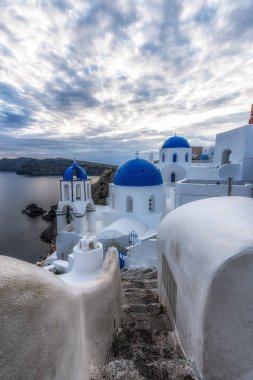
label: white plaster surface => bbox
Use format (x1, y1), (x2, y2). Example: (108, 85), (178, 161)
(0, 248), (122, 379)
(125, 239), (157, 268)
(157, 197), (253, 379)
(60, 242), (104, 285)
(174, 179), (253, 208)
(102, 217), (148, 236)
(169, 125), (253, 208)
(0, 256), (88, 380)
(103, 184), (165, 230)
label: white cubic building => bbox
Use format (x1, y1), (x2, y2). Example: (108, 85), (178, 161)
(173, 123), (253, 208)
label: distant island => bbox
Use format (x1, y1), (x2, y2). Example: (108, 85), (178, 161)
(0, 157), (117, 176)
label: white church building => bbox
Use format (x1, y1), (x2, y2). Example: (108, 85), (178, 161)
(97, 157), (166, 243)
(157, 135), (192, 186)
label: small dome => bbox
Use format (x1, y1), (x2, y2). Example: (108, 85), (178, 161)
(63, 161), (87, 181)
(162, 136), (190, 149)
(114, 158), (163, 187)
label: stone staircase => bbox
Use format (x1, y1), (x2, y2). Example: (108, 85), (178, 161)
(91, 268), (198, 380)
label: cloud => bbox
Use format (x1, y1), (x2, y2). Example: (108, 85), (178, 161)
(0, 82), (34, 129)
(0, 0), (252, 163)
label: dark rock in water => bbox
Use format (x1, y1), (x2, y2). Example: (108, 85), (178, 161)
(92, 168), (115, 205)
(42, 205), (57, 222)
(40, 205), (57, 245)
(22, 203), (46, 217)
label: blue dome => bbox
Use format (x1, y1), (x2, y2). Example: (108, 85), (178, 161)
(162, 136), (190, 149)
(63, 161), (87, 181)
(114, 158), (163, 187)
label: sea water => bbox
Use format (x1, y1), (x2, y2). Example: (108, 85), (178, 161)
(0, 172), (60, 263)
(0, 172), (98, 264)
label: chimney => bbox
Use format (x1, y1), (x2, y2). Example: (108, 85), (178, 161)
(249, 104), (253, 124)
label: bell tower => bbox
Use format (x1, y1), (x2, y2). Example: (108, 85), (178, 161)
(56, 161), (96, 260)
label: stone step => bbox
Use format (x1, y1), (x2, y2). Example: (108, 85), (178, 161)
(109, 329), (180, 361)
(122, 279), (157, 290)
(122, 271), (157, 279)
(91, 359), (198, 380)
(122, 272), (157, 281)
(121, 311), (172, 334)
(91, 267), (199, 380)
(121, 267), (157, 279)
(123, 289), (159, 304)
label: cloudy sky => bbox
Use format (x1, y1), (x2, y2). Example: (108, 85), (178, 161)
(0, 0), (252, 164)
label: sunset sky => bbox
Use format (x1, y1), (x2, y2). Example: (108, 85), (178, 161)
(0, 0), (252, 164)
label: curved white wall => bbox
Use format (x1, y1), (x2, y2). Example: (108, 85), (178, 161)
(157, 197), (253, 379)
(0, 249), (122, 379)
(204, 253), (253, 379)
(160, 163), (186, 185)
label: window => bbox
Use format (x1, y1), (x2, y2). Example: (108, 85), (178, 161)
(76, 184), (81, 200)
(162, 253), (177, 320)
(64, 184), (70, 200)
(112, 193), (115, 208)
(126, 196), (133, 212)
(173, 153), (177, 162)
(185, 152), (188, 162)
(86, 183), (91, 199)
(171, 172), (176, 183)
(222, 149), (232, 165)
(162, 153), (165, 162)
(149, 195), (155, 212)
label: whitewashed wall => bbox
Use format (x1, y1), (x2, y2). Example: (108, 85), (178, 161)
(174, 180), (253, 208)
(0, 249), (122, 380)
(157, 197), (253, 379)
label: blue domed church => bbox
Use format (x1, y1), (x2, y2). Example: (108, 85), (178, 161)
(158, 135), (192, 186)
(100, 157), (166, 240)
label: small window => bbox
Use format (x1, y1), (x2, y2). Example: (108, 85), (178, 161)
(173, 153), (177, 162)
(149, 195), (155, 212)
(171, 172), (176, 183)
(64, 184), (70, 200)
(112, 193), (115, 208)
(162, 153), (165, 162)
(185, 152), (188, 162)
(127, 196), (133, 212)
(222, 149), (232, 165)
(86, 183), (91, 199)
(76, 184), (81, 200)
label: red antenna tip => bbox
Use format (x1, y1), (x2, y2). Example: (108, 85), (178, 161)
(248, 104), (253, 124)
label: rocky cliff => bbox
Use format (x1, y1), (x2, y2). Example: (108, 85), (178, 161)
(91, 169), (116, 205)
(0, 157), (30, 171)
(0, 157), (116, 176)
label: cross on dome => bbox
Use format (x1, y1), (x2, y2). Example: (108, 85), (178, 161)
(135, 150), (140, 158)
